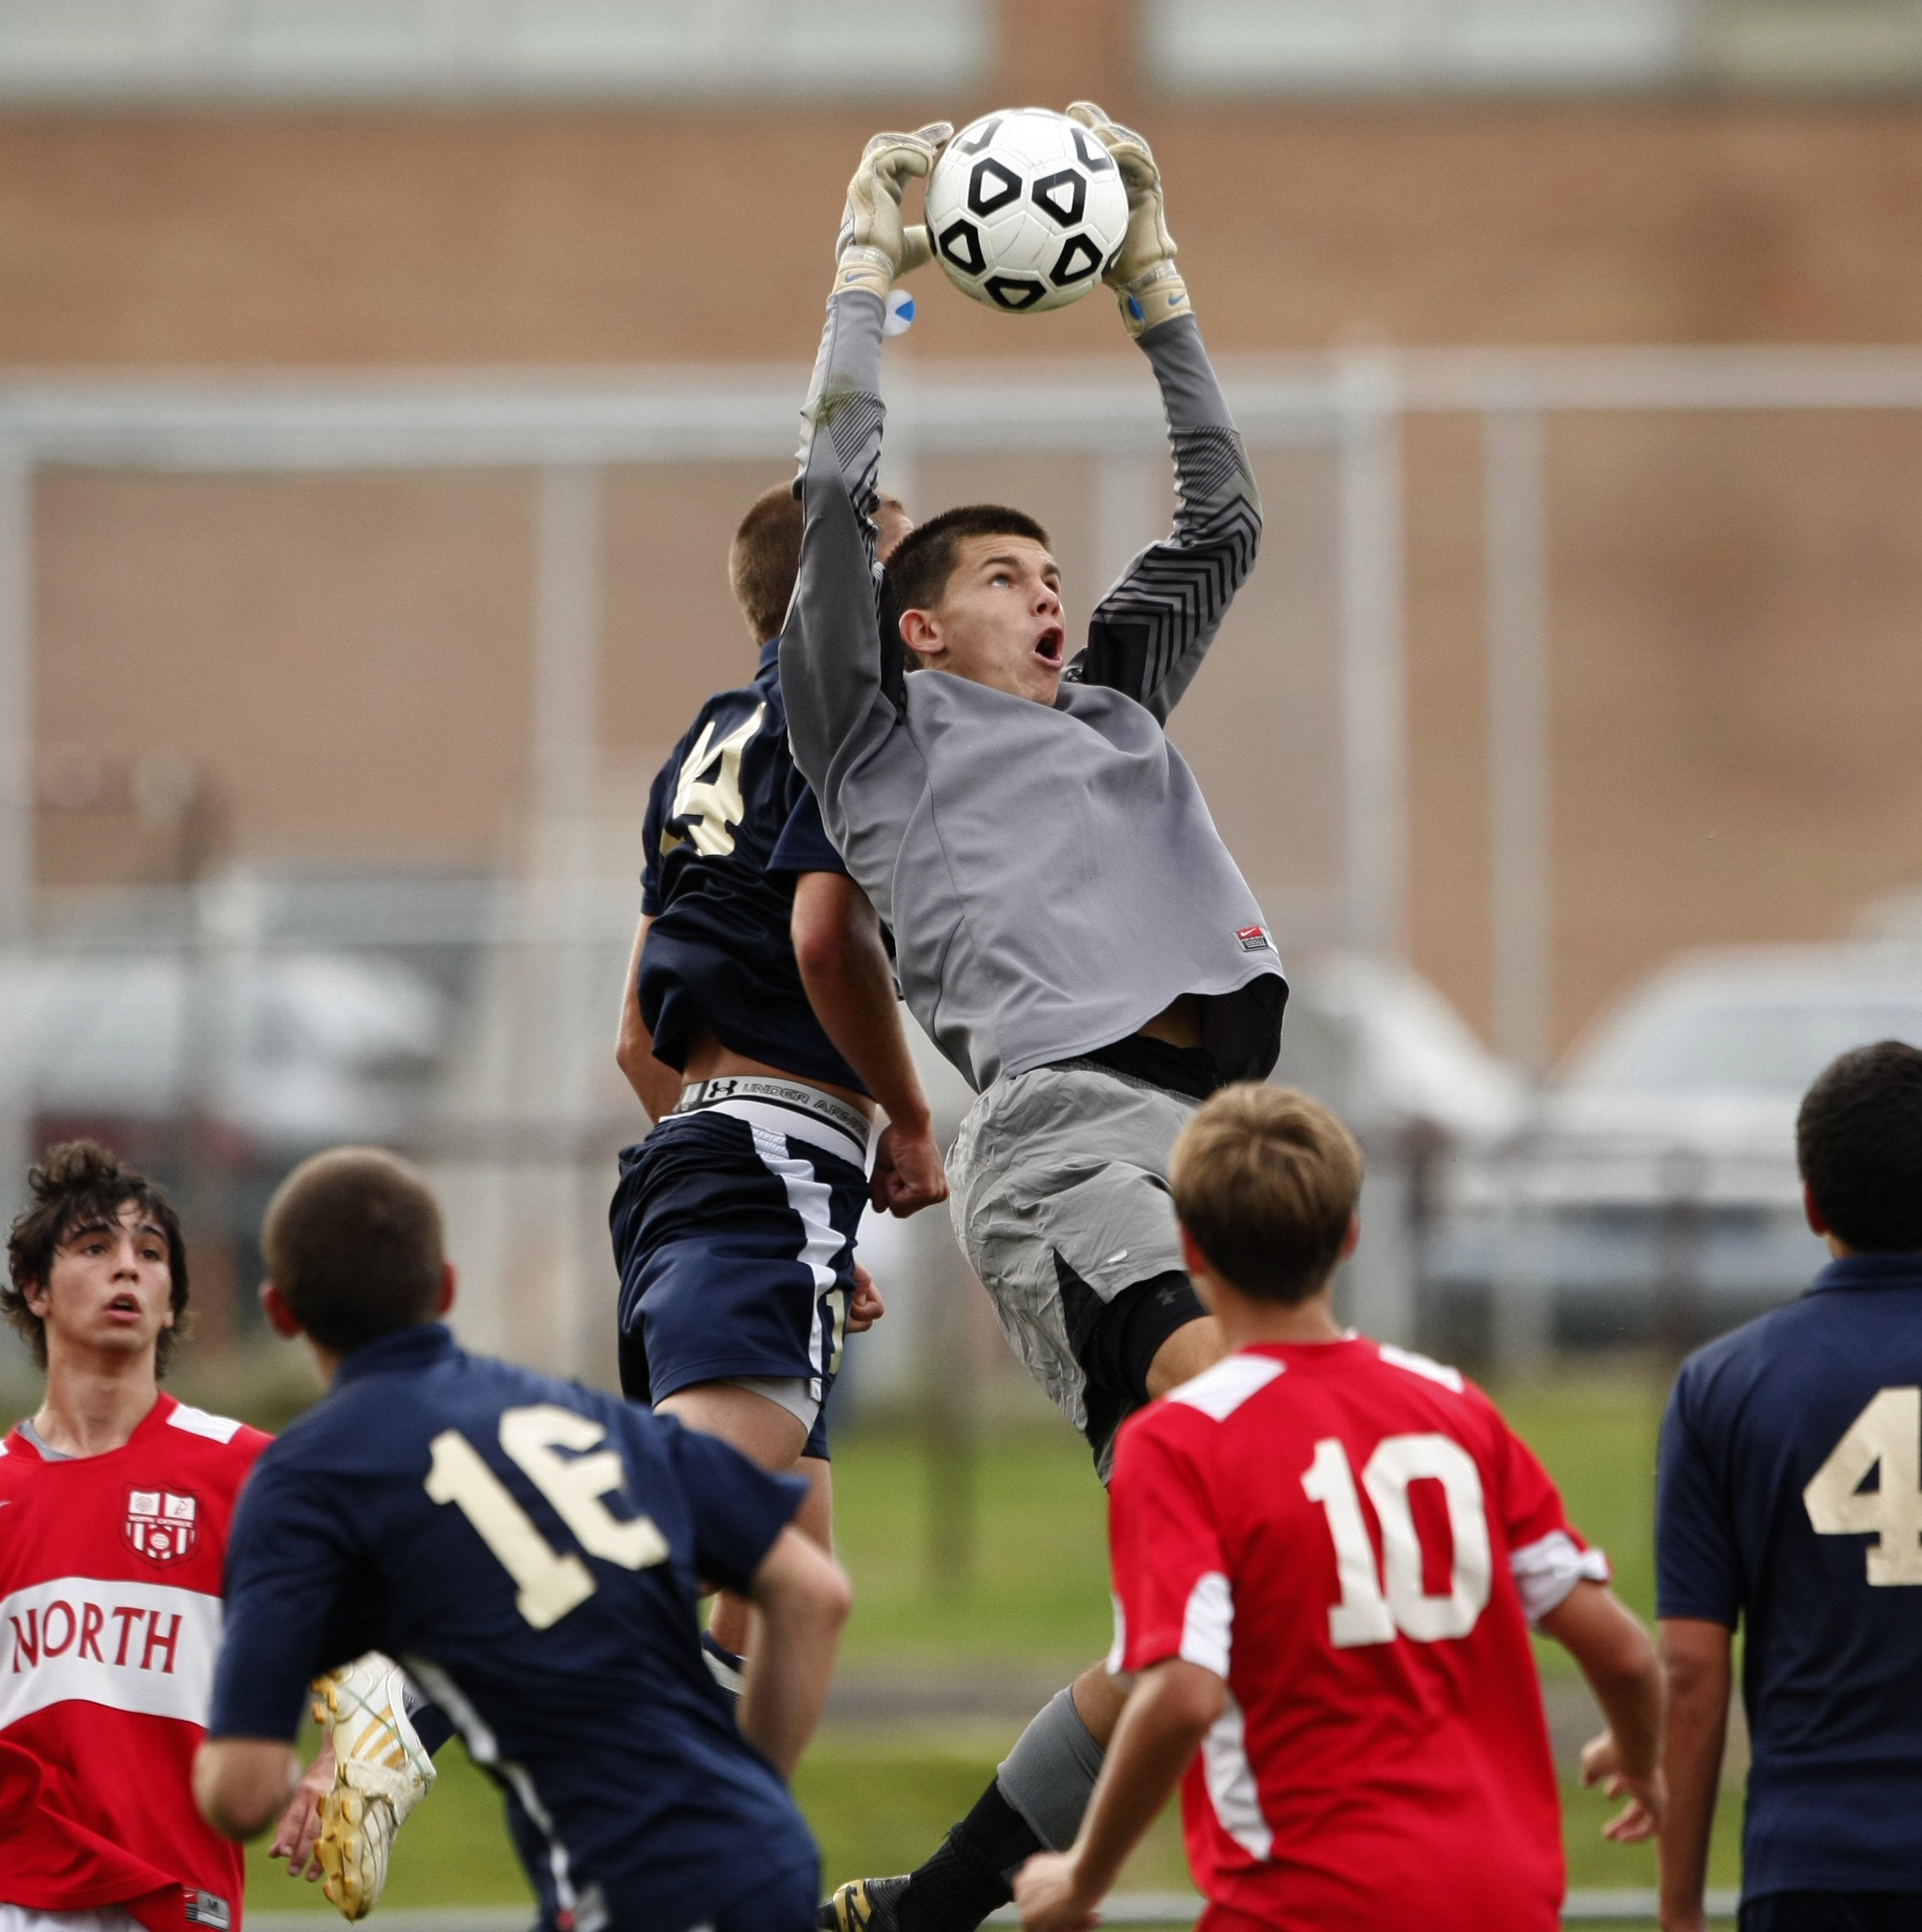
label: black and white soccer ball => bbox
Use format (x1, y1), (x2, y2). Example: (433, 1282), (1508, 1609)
(925, 108), (1130, 316)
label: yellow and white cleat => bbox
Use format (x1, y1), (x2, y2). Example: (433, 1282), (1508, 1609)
(818, 1875), (910, 1930)
(310, 1651), (437, 1922)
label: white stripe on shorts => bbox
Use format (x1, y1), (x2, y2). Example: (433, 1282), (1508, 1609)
(705, 1097), (868, 1172)
(724, 1374), (822, 1434)
(750, 1127), (847, 1398)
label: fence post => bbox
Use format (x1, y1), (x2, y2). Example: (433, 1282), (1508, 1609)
(1336, 351), (1407, 963)
(921, 1246), (978, 1593)
(0, 449), (30, 1255)
(0, 450), (29, 948)
(1484, 405), (1553, 1075)
(1491, 1154), (1554, 1376)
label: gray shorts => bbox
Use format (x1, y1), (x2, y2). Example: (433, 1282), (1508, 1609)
(950, 1059), (1200, 1477)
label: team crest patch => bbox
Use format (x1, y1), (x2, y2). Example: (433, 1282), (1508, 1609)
(124, 1487), (198, 1565)
(1237, 924), (1274, 953)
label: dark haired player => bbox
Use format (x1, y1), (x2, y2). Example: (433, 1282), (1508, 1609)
(0, 1142), (277, 1931)
(1655, 1040), (1922, 1932)
(788, 111), (1279, 1929)
(0, 1141), (463, 1929)
(612, 481), (944, 1686)
(1016, 1085), (1662, 1932)
(197, 1146), (849, 1932)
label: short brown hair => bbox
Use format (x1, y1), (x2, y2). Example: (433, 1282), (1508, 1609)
(730, 484), (909, 645)
(1170, 1085), (1364, 1305)
(728, 485), (804, 645)
(883, 504), (1052, 623)
(4, 1140), (190, 1373)
(263, 1147), (445, 1355)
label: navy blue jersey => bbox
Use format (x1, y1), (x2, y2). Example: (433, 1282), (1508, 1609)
(1657, 1254), (1922, 1899)
(765, 782), (842, 878)
(640, 637), (863, 1094)
(209, 1324), (815, 1932)
(769, 788), (895, 968)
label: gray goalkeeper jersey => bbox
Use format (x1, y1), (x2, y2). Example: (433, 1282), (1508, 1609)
(781, 288), (1283, 1096)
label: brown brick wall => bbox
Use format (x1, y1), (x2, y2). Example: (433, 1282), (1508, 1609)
(14, 74), (1922, 1051)
(35, 467), (536, 876)
(6, 100), (1922, 365)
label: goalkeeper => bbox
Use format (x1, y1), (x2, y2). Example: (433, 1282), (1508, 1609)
(784, 107), (1279, 1932)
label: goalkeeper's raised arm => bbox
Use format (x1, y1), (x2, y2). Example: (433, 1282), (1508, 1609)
(1065, 102), (1262, 723)
(780, 125), (947, 888)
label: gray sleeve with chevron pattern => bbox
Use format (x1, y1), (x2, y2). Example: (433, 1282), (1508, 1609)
(1068, 314), (1263, 725)
(781, 288), (906, 828)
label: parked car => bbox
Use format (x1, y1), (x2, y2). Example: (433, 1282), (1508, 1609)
(0, 944), (448, 1152)
(1429, 943), (1922, 1351)
(1269, 950), (1525, 1146)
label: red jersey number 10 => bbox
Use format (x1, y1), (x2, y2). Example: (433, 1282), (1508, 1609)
(1301, 1434), (1492, 1649)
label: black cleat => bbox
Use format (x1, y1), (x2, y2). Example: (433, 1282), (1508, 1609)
(818, 1875), (911, 1930)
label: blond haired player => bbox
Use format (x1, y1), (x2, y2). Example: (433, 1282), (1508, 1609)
(1015, 1087), (1665, 1932)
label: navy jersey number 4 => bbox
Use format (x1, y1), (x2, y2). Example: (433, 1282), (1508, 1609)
(636, 637), (864, 1093)
(661, 704), (763, 861)
(1656, 1255), (1922, 1901)
(1802, 1386), (1922, 1585)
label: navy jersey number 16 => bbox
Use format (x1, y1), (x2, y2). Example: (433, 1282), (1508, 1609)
(425, 1404), (670, 1628)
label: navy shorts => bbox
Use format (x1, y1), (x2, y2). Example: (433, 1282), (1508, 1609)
(710, 1858), (819, 1932)
(610, 1100), (867, 1460)
(1741, 1896), (1922, 1932)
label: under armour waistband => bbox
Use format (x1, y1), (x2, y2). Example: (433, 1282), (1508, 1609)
(672, 1076), (871, 1168)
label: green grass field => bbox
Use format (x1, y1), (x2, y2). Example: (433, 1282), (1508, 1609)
(245, 1373), (1745, 1920)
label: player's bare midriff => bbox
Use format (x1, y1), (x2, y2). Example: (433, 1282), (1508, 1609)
(1135, 992), (1203, 1050)
(688, 1000), (1199, 1102)
(680, 1017), (878, 1120)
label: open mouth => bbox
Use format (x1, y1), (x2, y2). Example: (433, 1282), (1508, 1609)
(106, 1294), (141, 1317)
(1033, 625), (1065, 668)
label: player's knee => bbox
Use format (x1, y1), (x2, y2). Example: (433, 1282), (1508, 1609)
(997, 1686), (1108, 1852)
(1145, 1311), (1226, 1398)
(1068, 1660), (1130, 1745)
(1079, 1268), (1216, 1407)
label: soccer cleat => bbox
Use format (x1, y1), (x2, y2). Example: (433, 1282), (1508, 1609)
(818, 1874), (911, 1930)
(310, 1651), (437, 1922)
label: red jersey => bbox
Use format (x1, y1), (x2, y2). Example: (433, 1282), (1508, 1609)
(1107, 1339), (1608, 1932)
(0, 1392), (270, 1932)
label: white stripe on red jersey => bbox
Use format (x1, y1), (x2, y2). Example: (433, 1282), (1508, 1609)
(2, 1576), (221, 1729)
(1107, 1337), (1610, 1932)
(0, 1392), (269, 1932)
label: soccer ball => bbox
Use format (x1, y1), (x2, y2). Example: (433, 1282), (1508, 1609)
(925, 108), (1130, 315)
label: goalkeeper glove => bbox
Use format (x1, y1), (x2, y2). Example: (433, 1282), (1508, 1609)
(310, 1652), (437, 1922)
(1065, 102), (1190, 339)
(834, 122), (951, 305)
